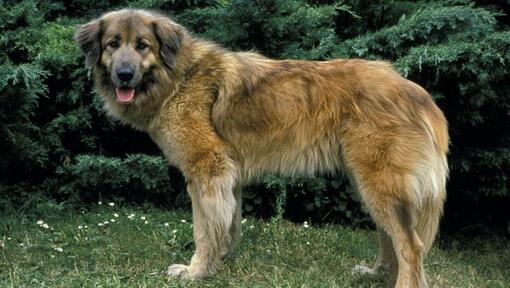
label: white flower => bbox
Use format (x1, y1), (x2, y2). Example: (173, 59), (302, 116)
(54, 247), (63, 252)
(241, 219), (247, 224)
(108, 202), (114, 207)
(84, 225), (88, 229)
(19, 243), (24, 247)
(306, 241), (310, 245)
(127, 213), (135, 219)
(249, 225), (255, 229)
(180, 219), (186, 223)
(110, 219), (115, 223)
(37, 220), (44, 225)
(98, 223), (103, 227)
(78, 225), (83, 229)
(113, 213), (119, 218)
(7, 237), (11, 240)
(41, 223), (50, 229)
(266, 249), (271, 253)
(140, 216), (146, 220)
(172, 229), (178, 234)
(50, 254), (55, 258)
(144, 221), (148, 224)
(303, 221), (310, 228)
(164, 223), (169, 227)
(98, 201), (102, 205)
(103, 221), (109, 225)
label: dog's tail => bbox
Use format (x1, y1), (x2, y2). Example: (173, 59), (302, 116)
(413, 104), (449, 254)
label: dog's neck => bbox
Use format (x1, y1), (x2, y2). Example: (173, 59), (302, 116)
(94, 35), (270, 132)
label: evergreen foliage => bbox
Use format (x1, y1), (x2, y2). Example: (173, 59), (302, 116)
(56, 154), (176, 204)
(0, 0), (508, 232)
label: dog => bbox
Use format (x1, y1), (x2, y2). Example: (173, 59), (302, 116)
(75, 9), (448, 288)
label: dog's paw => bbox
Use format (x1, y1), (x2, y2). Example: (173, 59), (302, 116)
(167, 264), (205, 280)
(353, 264), (376, 275)
(167, 264), (190, 279)
(352, 264), (389, 277)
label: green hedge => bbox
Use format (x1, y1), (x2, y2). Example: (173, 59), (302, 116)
(56, 154), (176, 203)
(0, 0), (509, 232)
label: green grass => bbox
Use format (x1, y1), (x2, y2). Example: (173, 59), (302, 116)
(1, 204), (509, 288)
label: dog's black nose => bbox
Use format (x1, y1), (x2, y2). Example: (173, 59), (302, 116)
(116, 66), (134, 82)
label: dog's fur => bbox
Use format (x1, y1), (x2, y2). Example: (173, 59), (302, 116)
(75, 9), (448, 288)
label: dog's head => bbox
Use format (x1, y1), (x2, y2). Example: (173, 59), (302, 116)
(75, 9), (184, 104)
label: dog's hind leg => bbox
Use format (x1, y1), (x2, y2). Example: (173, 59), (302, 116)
(351, 167), (429, 288)
(353, 227), (397, 278)
(341, 128), (432, 287)
(352, 170), (427, 288)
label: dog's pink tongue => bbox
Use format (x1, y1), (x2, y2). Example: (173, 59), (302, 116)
(115, 87), (135, 103)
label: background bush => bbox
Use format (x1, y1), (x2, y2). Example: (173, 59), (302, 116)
(0, 0), (508, 234)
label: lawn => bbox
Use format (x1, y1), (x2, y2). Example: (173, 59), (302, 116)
(1, 203), (508, 287)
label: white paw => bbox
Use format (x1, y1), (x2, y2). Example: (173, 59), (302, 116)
(353, 264), (377, 275)
(353, 263), (390, 277)
(167, 264), (190, 279)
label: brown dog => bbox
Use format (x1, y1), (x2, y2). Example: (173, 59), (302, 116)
(75, 9), (448, 287)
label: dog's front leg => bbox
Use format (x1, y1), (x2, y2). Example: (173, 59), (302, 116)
(167, 151), (238, 279)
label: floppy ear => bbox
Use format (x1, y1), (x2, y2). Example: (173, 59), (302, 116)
(74, 20), (102, 68)
(153, 17), (184, 69)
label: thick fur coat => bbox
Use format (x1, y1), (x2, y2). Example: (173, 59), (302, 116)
(75, 9), (449, 288)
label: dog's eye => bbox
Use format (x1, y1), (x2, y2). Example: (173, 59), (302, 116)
(137, 43), (148, 50)
(108, 41), (120, 49)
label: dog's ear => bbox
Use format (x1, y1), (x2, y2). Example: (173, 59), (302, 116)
(153, 16), (184, 69)
(74, 20), (102, 68)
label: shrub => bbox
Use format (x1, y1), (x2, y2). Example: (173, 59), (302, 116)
(56, 154), (177, 204)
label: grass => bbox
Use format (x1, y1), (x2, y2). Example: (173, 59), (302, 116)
(0, 203), (509, 288)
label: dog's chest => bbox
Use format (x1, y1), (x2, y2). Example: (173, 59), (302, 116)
(148, 129), (181, 167)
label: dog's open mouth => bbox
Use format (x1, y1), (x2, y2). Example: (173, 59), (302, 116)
(115, 87), (135, 104)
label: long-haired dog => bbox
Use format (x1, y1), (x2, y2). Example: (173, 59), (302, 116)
(75, 9), (448, 288)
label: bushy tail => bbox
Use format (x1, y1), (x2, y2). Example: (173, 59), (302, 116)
(416, 107), (449, 254)
(416, 178), (446, 254)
